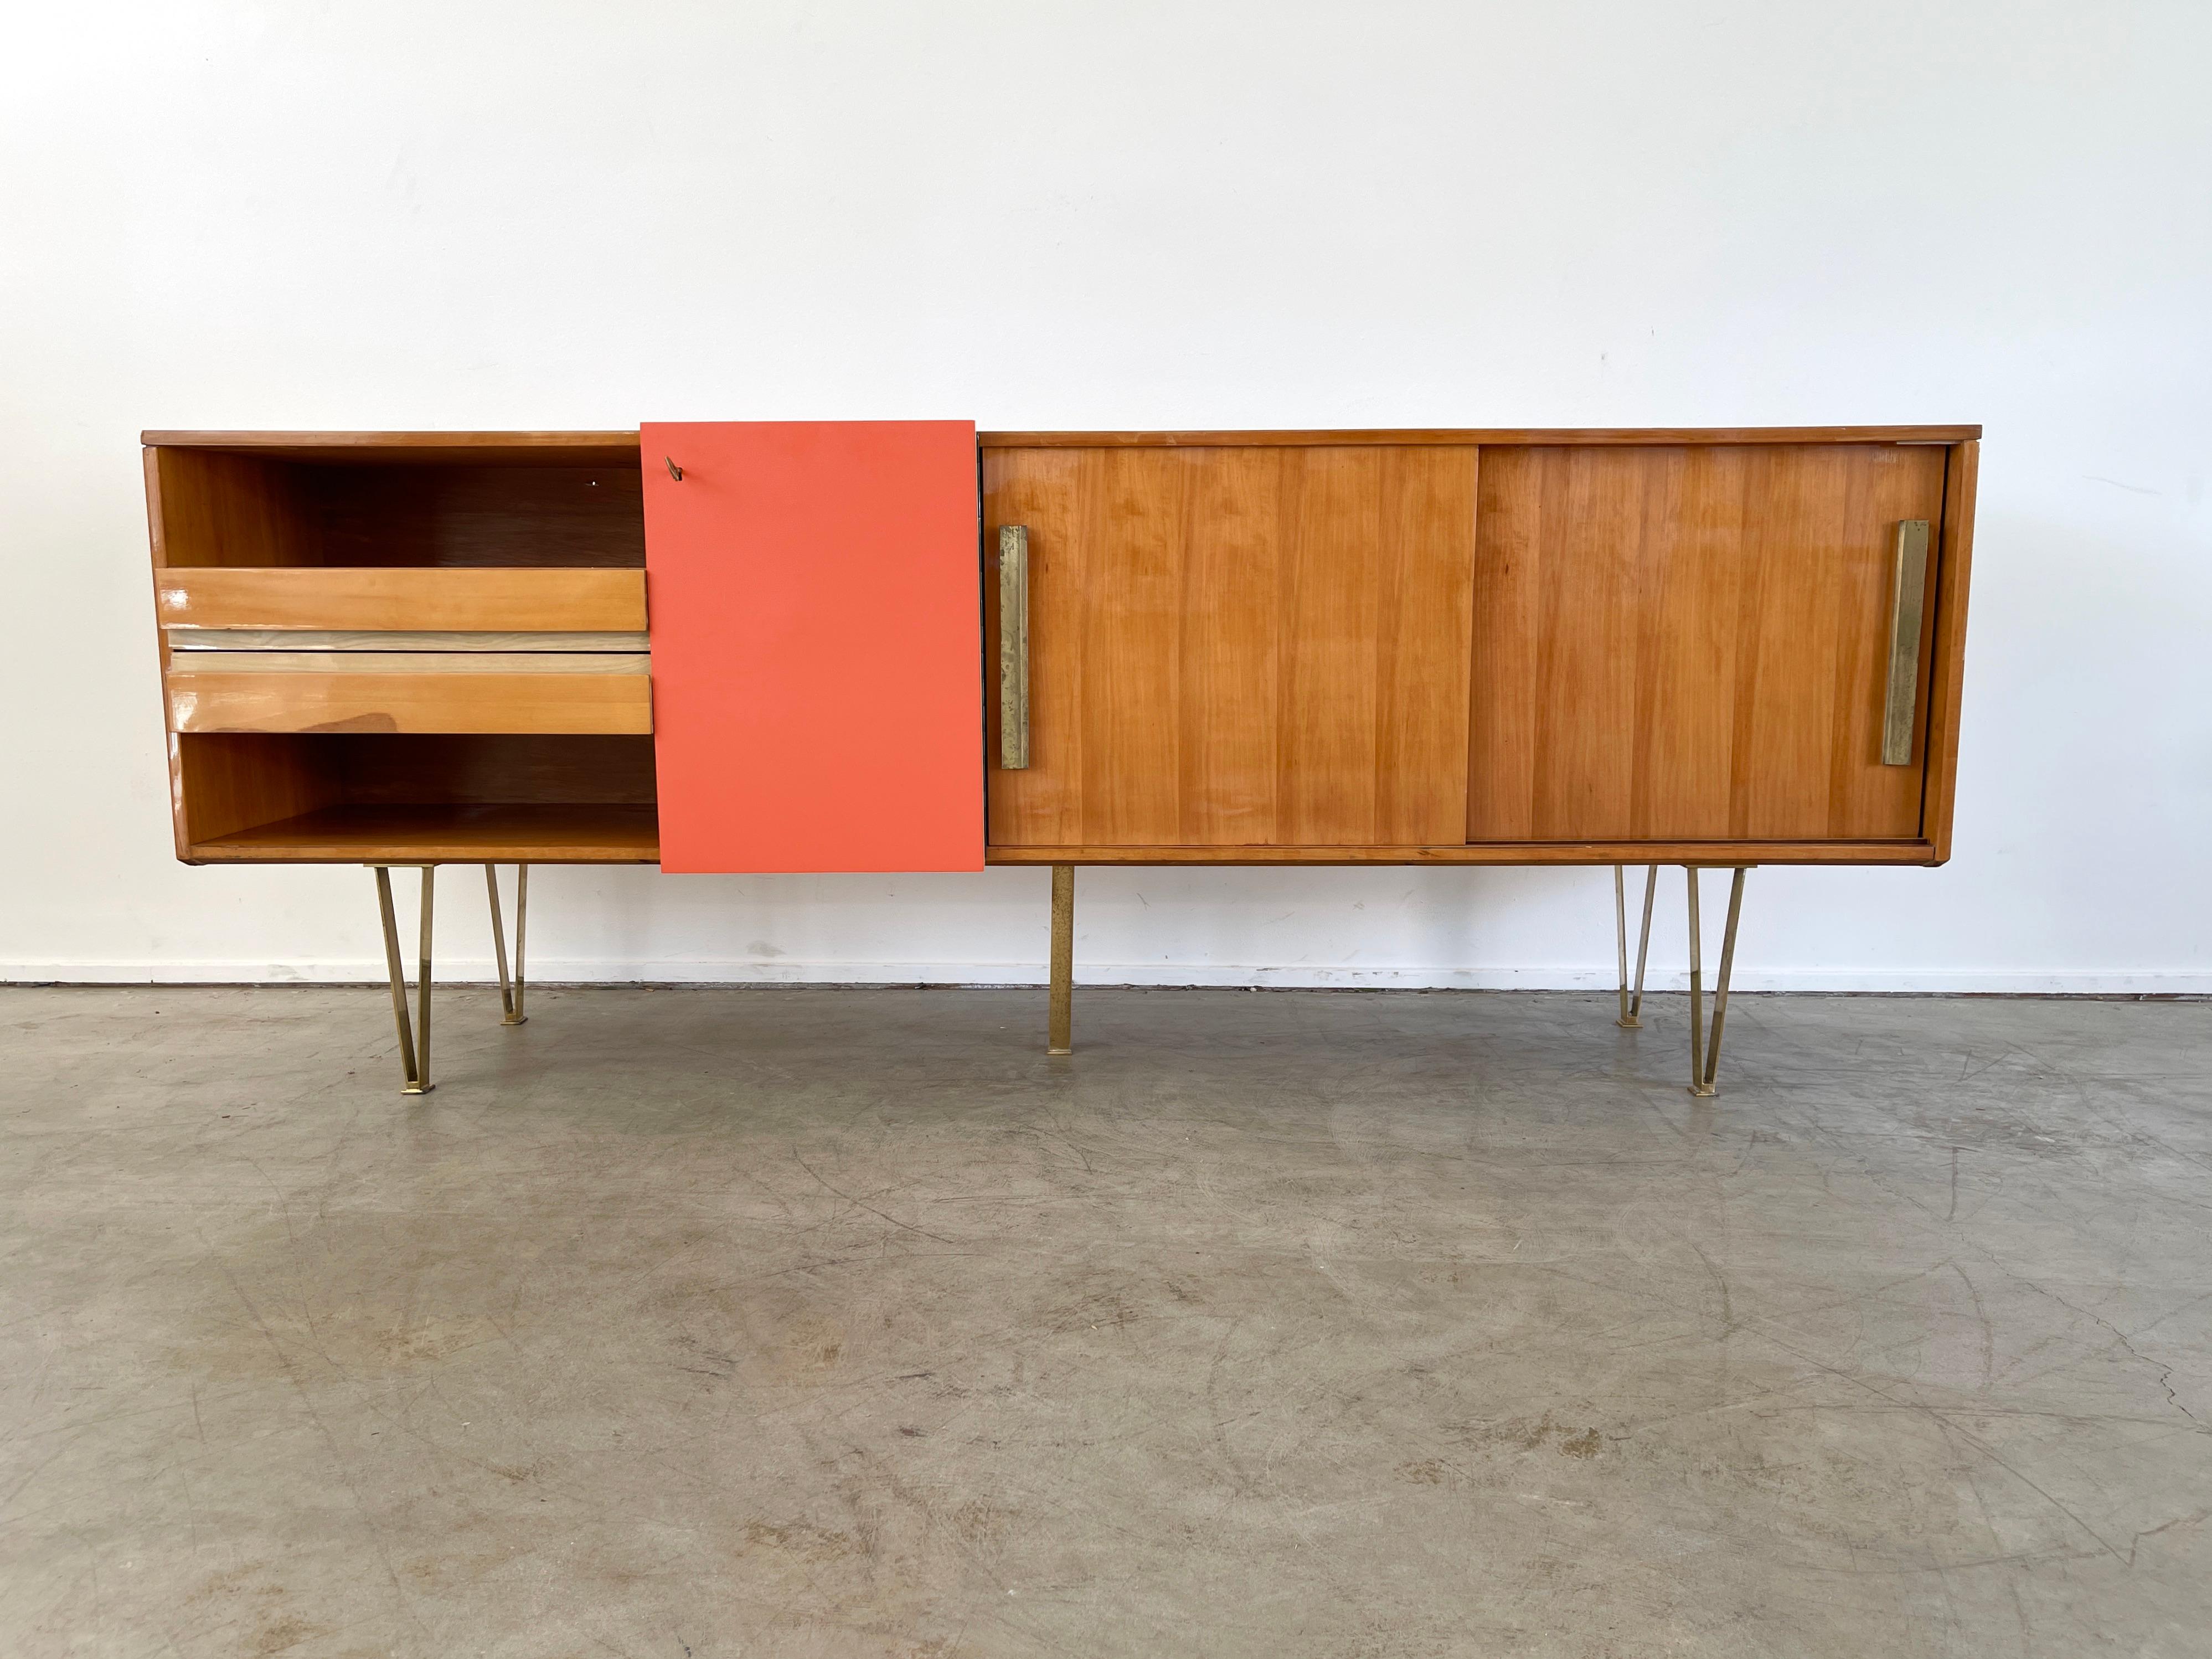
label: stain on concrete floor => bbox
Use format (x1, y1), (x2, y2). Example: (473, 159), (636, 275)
(2, 986), (2208, 1656)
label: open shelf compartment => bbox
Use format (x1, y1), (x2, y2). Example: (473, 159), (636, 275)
(147, 433), (660, 864)
(173, 734), (660, 864)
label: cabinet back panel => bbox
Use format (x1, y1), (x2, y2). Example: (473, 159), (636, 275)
(309, 465), (645, 566)
(986, 445), (1477, 847)
(330, 735), (659, 805)
(1467, 444), (1946, 843)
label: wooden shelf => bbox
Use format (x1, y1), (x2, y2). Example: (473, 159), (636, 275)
(156, 568), (648, 630)
(188, 804), (659, 864)
(167, 665), (652, 735)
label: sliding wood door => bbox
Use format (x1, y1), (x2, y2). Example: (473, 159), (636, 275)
(986, 444), (1478, 849)
(1466, 444), (1949, 843)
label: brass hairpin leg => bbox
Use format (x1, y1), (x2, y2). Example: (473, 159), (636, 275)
(373, 865), (435, 1094)
(486, 863), (529, 1026)
(1614, 867), (1630, 1024)
(1616, 862), (1657, 1028)
(1687, 866), (1747, 1098)
(1048, 864), (1074, 1055)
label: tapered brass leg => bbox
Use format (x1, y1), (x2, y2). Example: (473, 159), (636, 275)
(1686, 867), (1706, 1094)
(414, 867), (434, 1092)
(1685, 866), (1748, 1098)
(512, 865), (528, 1024)
(373, 865), (434, 1094)
(1048, 864), (1074, 1055)
(1698, 868), (1748, 1097)
(486, 863), (529, 1026)
(1616, 863), (1658, 1028)
(1614, 867), (1631, 1025)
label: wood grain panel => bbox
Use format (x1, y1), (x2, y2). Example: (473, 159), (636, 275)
(148, 450), (317, 568)
(155, 568), (648, 632)
(1468, 445), (1947, 843)
(1084, 447), (1183, 844)
(987, 445), (1476, 847)
(1180, 450), (1283, 841)
(167, 671), (652, 735)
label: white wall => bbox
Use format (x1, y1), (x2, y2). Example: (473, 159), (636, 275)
(3, 1), (2207, 993)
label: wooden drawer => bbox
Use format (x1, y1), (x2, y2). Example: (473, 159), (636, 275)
(155, 568), (647, 633)
(166, 655), (652, 734)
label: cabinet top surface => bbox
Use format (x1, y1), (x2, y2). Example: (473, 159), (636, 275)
(142, 425), (1981, 456)
(978, 426), (1979, 447)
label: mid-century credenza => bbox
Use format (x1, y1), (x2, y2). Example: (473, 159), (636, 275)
(145, 424), (1977, 1094)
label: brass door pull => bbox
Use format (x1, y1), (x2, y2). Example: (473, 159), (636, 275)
(998, 525), (1030, 769)
(1881, 519), (1930, 765)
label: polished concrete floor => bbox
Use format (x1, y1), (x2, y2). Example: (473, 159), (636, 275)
(3, 985), (2209, 1657)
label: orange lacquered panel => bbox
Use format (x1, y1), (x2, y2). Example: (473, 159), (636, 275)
(640, 420), (983, 873)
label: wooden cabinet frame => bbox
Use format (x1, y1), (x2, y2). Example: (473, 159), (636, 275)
(145, 425), (1977, 869)
(140, 423), (1977, 1093)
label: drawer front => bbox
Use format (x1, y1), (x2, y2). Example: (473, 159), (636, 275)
(167, 670), (652, 734)
(156, 568), (647, 633)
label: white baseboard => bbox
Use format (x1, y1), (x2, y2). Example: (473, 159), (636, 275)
(4, 959), (2208, 996)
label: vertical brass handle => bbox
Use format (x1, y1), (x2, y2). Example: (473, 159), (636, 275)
(1881, 519), (1931, 765)
(998, 525), (1030, 769)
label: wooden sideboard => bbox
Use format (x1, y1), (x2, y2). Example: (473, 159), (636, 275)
(144, 424), (1978, 1091)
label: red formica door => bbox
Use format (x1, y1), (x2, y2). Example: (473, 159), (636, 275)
(641, 420), (982, 872)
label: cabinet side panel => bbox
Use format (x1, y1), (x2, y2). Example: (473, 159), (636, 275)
(1921, 440), (1977, 862)
(151, 450), (318, 568)
(644, 420), (983, 873)
(174, 734), (338, 847)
